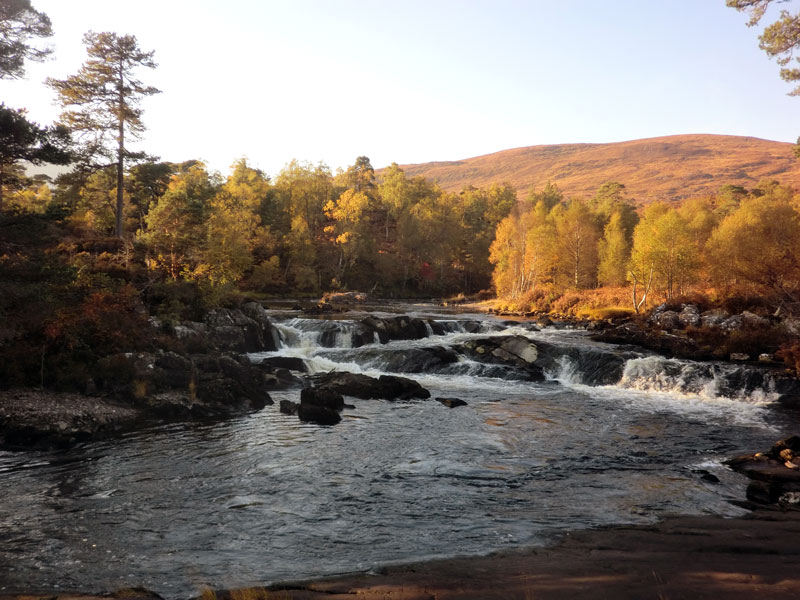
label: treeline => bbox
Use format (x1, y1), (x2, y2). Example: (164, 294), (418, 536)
(6, 157), (515, 297)
(491, 180), (800, 311)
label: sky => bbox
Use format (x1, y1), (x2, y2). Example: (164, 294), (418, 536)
(2, 0), (799, 178)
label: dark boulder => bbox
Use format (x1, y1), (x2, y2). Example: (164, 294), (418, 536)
(463, 321), (483, 333)
(258, 356), (308, 372)
(377, 374), (431, 400)
(203, 306), (279, 352)
(297, 403), (342, 425)
(352, 322), (378, 347)
(310, 371), (431, 400)
(427, 319), (446, 336)
(301, 387), (345, 410)
(240, 302), (281, 350)
(279, 399), (299, 415)
(357, 345), (459, 373)
(360, 315), (431, 343)
(437, 397), (467, 408)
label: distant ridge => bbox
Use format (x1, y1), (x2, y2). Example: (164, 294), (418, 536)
(392, 134), (800, 204)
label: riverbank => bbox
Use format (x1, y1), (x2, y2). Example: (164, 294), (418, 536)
(2, 510), (799, 600)
(258, 510), (800, 599)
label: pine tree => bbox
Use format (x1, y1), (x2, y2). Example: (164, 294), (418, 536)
(47, 32), (159, 238)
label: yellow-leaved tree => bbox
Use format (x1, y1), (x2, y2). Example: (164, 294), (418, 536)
(707, 194), (800, 301)
(629, 203), (699, 305)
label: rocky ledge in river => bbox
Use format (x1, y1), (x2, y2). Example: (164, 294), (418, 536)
(728, 436), (800, 507)
(456, 334), (631, 385)
(0, 302), (291, 450)
(0, 350), (286, 450)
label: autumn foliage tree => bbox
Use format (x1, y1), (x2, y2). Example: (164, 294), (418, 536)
(707, 194), (800, 301)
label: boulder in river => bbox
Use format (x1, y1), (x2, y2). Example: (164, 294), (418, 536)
(360, 315), (431, 343)
(458, 335), (545, 381)
(297, 402), (342, 425)
(310, 372), (431, 400)
(279, 399), (299, 415)
(301, 387), (345, 410)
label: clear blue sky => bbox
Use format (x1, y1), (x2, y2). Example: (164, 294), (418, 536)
(2, 0), (798, 177)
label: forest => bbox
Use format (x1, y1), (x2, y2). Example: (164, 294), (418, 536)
(3, 0), (800, 390)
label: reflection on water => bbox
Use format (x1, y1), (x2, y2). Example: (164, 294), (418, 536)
(0, 309), (793, 598)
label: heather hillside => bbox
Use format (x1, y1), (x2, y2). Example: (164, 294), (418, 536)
(395, 134), (800, 203)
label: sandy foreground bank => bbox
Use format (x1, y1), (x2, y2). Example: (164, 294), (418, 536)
(2, 511), (799, 600)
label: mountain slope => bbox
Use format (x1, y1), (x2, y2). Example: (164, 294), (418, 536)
(395, 134), (800, 203)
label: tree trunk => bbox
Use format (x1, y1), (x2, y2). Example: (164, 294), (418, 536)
(115, 64), (125, 239)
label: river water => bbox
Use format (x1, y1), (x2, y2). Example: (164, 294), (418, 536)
(0, 304), (794, 597)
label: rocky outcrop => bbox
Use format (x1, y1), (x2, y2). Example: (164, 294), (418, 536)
(728, 436), (800, 507)
(256, 356), (307, 372)
(201, 303), (280, 353)
(95, 350), (273, 419)
(310, 372), (431, 400)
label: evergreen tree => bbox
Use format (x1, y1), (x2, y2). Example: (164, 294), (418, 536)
(47, 32), (160, 238)
(0, 0), (52, 79)
(0, 104), (70, 210)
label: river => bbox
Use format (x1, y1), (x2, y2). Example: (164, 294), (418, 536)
(0, 304), (793, 597)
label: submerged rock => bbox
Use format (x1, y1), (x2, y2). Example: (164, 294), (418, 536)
(437, 397), (468, 408)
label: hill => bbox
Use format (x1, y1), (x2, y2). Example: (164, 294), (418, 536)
(393, 134), (800, 204)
